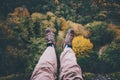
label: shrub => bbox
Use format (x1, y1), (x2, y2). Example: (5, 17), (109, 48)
(101, 37), (120, 72)
(0, 8), (48, 76)
(72, 36), (93, 58)
(77, 51), (99, 73)
(85, 21), (116, 49)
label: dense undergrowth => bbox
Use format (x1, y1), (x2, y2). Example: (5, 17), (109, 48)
(0, 0), (120, 80)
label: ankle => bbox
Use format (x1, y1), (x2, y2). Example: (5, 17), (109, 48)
(47, 43), (54, 47)
(64, 44), (72, 48)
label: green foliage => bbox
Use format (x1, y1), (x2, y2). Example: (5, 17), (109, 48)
(101, 37), (120, 72)
(0, 0), (120, 79)
(85, 21), (116, 49)
(77, 51), (99, 73)
(26, 37), (46, 72)
(109, 72), (120, 80)
(94, 11), (107, 21)
(83, 72), (96, 80)
(0, 8), (47, 76)
(1, 0), (119, 24)
(11, 16), (47, 73)
(0, 73), (30, 80)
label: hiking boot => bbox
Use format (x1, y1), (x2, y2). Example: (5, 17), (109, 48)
(45, 28), (55, 46)
(64, 28), (74, 48)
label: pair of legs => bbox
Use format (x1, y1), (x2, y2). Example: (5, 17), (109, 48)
(31, 28), (83, 80)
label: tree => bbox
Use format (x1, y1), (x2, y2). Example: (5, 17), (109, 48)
(101, 37), (120, 72)
(85, 21), (116, 49)
(77, 51), (99, 73)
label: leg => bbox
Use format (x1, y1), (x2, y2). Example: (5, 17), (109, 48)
(60, 48), (83, 80)
(31, 46), (57, 80)
(60, 29), (83, 80)
(31, 28), (57, 80)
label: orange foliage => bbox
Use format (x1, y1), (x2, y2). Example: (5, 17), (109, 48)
(7, 7), (30, 23)
(14, 7), (30, 17)
(3, 25), (12, 33)
(61, 18), (67, 30)
(67, 21), (89, 37)
(6, 45), (14, 54)
(108, 24), (120, 37)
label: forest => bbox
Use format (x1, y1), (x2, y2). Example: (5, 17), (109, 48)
(0, 0), (120, 80)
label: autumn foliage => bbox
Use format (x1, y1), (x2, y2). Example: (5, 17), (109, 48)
(72, 36), (93, 57)
(0, 0), (120, 79)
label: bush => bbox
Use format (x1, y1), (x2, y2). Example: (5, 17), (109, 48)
(77, 51), (99, 73)
(101, 37), (120, 72)
(0, 7), (47, 76)
(85, 21), (116, 49)
(109, 72), (120, 80)
(72, 36), (93, 58)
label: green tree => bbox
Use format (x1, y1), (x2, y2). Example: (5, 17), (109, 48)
(0, 7), (47, 76)
(85, 21), (116, 49)
(101, 37), (120, 72)
(77, 51), (99, 73)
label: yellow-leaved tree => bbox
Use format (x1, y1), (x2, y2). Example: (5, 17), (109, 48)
(72, 36), (93, 58)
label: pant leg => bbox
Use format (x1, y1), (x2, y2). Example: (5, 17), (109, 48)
(31, 46), (57, 80)
(60, 48), (83, 80)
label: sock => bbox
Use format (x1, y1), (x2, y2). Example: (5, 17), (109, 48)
(47, 43), (54, 47)
(64, 44), (72, 48)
